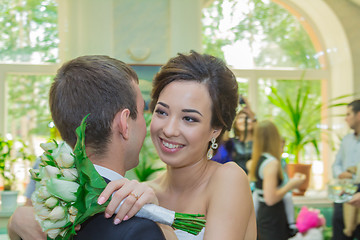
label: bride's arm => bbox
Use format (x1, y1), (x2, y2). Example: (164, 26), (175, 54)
(204, 162), (257, 240)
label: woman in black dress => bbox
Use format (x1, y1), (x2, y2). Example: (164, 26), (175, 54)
(248, 120), (305, 240)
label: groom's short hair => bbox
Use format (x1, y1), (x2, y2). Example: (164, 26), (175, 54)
(49, 55), (139, 155)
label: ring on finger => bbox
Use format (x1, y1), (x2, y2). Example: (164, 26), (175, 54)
(130, 192), (139, 200)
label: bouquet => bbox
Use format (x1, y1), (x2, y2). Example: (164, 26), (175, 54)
(30, 115), (206, 239)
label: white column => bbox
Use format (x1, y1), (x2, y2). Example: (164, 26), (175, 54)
(58, 0), (114, 62)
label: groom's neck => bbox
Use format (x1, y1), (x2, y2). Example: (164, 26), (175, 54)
(86, 146), (127, 176)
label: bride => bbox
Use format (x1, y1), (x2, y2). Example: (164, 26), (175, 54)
(100, 51), (256, 240)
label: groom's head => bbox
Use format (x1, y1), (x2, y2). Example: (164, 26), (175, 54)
(49, 55), (145, 161)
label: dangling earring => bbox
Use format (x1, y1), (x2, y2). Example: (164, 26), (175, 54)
(207, 137), (218, 159)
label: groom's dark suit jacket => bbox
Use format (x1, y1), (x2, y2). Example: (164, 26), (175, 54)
(73, 213), (165, 240)
(73, 177), (165, 240)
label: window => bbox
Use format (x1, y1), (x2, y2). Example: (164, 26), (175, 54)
(0, 0), (58, 64)
(202, 0), (320, 69)
(6, 74), (55, 155)
(0, 0), (58, 143)
(0, 0), (58, 192)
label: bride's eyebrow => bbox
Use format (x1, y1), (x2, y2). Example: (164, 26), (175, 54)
(182, 109), (203, 117)
(157, 102), (203, 116)
(157, 102), (169, 108)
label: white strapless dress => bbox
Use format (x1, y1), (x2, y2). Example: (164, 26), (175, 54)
(174, 228), (205, 240)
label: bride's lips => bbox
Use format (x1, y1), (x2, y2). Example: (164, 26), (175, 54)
(159, 137), (184, 153)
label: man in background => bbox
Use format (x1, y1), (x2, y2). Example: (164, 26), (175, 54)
(332, 99), (360, 239)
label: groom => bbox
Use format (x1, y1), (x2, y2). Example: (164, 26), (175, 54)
(7, 55), (165, 240)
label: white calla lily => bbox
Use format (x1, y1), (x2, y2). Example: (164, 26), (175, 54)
(52, 142), (72, 157)
(54, 152), (74, 168)
(61, 168), (78, 181)
(33, 204), (51, 220)
(31, 192), (42, 204)
(37, 167), (46, 180)
(40, 142), (57, 152)
(45, 166), (61, 178)
(46, 178), (79, 202)
(38, 186), (51, 199)
(46, 228), (62, 239)
(49, 206), (66, 221)
(45, 197), (59, 209)
(42, 219), (68, 231)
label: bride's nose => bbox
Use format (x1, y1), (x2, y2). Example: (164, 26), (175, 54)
(162, 117), (180, 137)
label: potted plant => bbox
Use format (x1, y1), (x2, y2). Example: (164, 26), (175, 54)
(267, 82), (321, 195)
(0, 136), (35, 210)
(267, 80), (353, 195)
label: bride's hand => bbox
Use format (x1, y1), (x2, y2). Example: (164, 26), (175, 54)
(97, 178), (158, 224)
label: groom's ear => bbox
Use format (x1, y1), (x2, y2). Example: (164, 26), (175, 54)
(113, 109), (130, 140)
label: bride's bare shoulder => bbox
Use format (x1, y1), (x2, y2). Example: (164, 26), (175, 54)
(209, 161), (248, 187)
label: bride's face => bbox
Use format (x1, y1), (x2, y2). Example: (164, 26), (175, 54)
(150, 81), (219, 167)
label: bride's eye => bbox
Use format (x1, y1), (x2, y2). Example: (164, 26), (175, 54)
(155, 108), (167, 116)
(183, 116), (199, 123)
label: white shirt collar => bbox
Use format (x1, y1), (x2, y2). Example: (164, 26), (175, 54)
(93, 164), (124, 181)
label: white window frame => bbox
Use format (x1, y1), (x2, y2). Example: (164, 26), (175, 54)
(0, 64), (59, 136)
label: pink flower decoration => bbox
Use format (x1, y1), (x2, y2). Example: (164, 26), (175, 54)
(296, 206), (326, 233)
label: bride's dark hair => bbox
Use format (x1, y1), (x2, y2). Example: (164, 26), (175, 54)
(150, 50), (239, 146)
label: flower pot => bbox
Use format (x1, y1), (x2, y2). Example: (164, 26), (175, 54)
(1, 190), (18, 211)
(287, 163), (312, 196)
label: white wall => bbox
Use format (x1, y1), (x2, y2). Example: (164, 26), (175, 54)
(58, 0), (203, 64)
